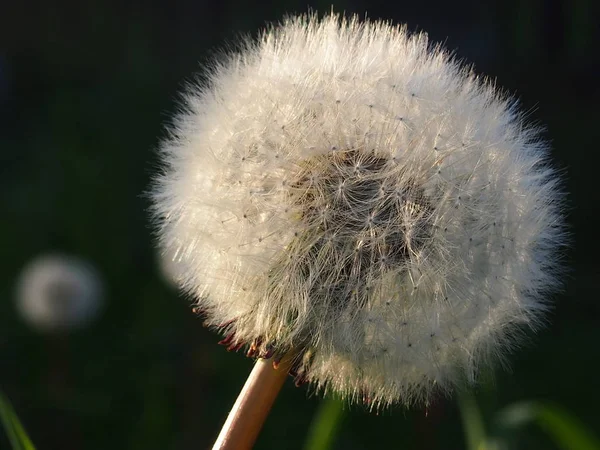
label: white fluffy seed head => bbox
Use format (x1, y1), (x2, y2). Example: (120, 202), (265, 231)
(151, 13), (567, 407)
(16, 254), (104, 333)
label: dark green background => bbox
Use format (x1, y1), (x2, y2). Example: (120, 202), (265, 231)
(0, 0), (598, 448)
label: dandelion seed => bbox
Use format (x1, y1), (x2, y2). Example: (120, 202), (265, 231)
(150, 13), (567, 408)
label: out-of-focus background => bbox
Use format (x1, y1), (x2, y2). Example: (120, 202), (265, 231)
(0, 0), (598, 449)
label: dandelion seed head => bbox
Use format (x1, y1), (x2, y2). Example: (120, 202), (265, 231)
(16, 254), (104, 333)
(151, 13), (567, 407)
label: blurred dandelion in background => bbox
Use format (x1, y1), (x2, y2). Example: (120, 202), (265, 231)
(16, 254), (104, 333)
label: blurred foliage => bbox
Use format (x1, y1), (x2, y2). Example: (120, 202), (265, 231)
(304, 394), (600, 450)
(0, 0), (598, 449)
(459, 391), (487, 450)
(458, 393), (600, 450)
(303, 396), (346, 450)
(493, 402), (600, 450)
(0, 392), (36, 450)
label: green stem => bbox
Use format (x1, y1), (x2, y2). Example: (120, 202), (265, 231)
(458, 390), (487, 450)
(303, 396), (346, 450)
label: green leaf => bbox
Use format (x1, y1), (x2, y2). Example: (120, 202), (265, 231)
(495, 402), (600, 450)
(303, 396), (346, 450)
(458, 390), (488, 450)
(0, 392), (36, 450)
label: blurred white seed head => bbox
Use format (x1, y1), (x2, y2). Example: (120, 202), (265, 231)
(151, 13), (566, 407)
(16, 254), (104, 333)
(158, 251), (186, 288)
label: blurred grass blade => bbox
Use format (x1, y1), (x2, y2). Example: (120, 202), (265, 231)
(458, 390), (487, 450)
(303, 396), (345, 450)
(0, 393), (21, 450)
(496, 402), (600, 450)
(0, 392), (36, 450)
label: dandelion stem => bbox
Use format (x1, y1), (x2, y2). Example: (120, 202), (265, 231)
(212, 354), (293, 450)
